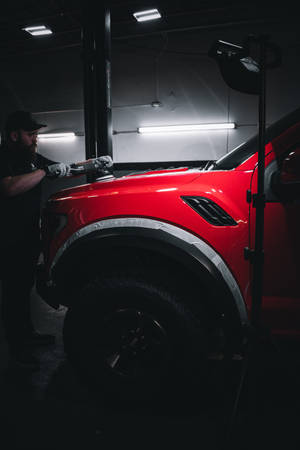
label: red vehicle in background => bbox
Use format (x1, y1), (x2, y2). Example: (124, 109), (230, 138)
(37, 107), (300, 395)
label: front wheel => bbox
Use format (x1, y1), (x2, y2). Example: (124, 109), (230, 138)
(63, 272), (210, 397)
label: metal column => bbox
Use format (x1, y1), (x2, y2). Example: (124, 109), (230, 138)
(81, 1), (113, 175)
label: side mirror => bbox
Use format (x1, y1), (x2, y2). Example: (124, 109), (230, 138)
(271, 147), (300, 200)
(280, 148), (300, 184)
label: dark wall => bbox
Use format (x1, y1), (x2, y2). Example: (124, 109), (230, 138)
(1, 21), (300, 173)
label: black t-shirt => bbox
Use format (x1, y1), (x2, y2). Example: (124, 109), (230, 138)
(0, 146), (54, 248)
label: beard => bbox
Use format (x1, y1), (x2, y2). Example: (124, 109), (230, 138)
(11, 136), (37, 164)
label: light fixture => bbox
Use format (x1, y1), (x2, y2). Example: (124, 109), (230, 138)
(38, 132), (76, 140)
(151, 101), (162, 108)
(22, 25), (52, 36)
(133, 9), (161, 22)
(138, 123), (236, 134)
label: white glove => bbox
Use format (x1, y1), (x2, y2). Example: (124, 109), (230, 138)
(45, 162), (71, 178)
(93, 155), (113, 169)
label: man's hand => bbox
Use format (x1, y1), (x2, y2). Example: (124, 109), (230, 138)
(87, 155), (113, 174)
(45, 162), (71, 178)
(69, 155), (113, 175)
(92, 156), (113, 169)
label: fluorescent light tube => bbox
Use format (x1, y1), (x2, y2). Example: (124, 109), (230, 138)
(39, 132), (75, 140)
(133, 9), (161, 22)
(24, 26), (46, 31)
(138, 123), (236, 134)
(30, 29), (52, 36)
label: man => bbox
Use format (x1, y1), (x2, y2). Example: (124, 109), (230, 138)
(0, 110), (112, 368)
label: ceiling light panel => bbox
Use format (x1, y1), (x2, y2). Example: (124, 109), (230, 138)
(22, 25), (52, 36)
(133, 9), (161, 22)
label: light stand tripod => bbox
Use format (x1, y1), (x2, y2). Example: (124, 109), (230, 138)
(209, 35), (282, 444)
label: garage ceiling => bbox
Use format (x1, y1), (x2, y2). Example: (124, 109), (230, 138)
(0, 0), (298, 58)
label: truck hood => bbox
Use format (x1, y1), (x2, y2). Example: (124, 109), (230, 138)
(49, 167), (202, 200)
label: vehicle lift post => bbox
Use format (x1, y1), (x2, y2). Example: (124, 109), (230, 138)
(81, 1), (113, 183)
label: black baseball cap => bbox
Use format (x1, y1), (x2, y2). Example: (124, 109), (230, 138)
(5, 110), (47, 134)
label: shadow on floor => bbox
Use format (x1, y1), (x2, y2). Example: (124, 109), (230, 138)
(0, 289), (300, 449)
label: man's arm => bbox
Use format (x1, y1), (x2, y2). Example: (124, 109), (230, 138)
(37, 153), (113, 177)
(0, 169), (46, 197)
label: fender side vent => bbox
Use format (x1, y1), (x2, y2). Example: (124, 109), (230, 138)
(181, 196), (237, 226)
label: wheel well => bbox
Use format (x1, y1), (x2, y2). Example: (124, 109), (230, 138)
(53, 234), (244, 330)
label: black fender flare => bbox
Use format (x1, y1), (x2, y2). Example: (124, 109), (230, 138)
(51, 217), (249, 327)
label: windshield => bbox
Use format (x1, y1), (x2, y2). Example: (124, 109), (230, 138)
(213, 106), (300, 170)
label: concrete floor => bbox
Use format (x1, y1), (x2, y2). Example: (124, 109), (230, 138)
(0, 286), (300, 450)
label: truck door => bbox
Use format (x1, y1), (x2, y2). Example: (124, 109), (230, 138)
(250, 123), (300, 337)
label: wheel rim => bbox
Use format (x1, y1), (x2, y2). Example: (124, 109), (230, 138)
(102, 308), (171, 380)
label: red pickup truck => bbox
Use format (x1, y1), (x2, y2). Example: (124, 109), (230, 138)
(37, 106), (300, 395)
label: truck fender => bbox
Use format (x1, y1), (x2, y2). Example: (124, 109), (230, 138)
(51, 217), (249, 327)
